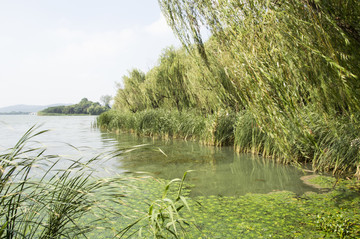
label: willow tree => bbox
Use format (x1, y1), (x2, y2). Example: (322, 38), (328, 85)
(148, 47), (195, 111)
(114, 69), (148, 112)
(150, 46), (241, 113)
(158, 0), (360, 174)
(113, 46), (233, 114)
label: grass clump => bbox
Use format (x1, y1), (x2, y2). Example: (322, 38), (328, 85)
(115, 171), (194, 238)
(0, 126), (104, 238)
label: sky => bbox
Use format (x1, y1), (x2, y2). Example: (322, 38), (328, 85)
(0, 0), (181, 108)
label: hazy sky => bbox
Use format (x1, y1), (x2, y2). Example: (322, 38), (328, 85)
(0, 0), (181, 107)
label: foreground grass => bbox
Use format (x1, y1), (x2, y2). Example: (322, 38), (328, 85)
(0, 126), (102, 238)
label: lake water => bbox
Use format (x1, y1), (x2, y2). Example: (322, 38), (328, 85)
(0, 115), (317, 196)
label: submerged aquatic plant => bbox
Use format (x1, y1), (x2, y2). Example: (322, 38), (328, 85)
(115, 171), (194, 238)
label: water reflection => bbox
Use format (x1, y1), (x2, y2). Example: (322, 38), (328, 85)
(101, 132), (318, 196)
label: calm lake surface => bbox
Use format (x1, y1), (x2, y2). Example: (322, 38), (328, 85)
(0, 115), (317, 196)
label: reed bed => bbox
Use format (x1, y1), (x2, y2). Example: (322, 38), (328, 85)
(98, 109), (237, 147)
(98, 107), (360, 176)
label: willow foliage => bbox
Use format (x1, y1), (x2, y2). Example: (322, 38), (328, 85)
(110, 0), (360, 174)
(159, 0), (360, 114)
(113, 47), (228, 114)
(156, 0), (360, 174)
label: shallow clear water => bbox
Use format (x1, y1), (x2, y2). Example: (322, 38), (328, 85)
(0, 115), (317, 196)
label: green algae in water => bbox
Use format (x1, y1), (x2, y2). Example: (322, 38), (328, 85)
(74, 175), (360, 238)
(182, 188), (360, 238)
(307, 175), (338, 189)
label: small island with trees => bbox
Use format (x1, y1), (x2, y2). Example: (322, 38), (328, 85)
(39, 97), (111, 115)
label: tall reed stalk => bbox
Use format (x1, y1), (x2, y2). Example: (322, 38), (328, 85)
(0, 126), (106, 238)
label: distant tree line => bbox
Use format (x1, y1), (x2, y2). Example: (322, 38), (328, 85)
(40, 98), (110, 115)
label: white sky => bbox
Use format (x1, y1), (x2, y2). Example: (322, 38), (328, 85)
(0, 0), (181, 107)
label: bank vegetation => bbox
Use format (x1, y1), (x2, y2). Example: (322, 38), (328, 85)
(98, 0), (360, 177)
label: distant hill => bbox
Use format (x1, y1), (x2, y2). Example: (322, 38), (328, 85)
(0, 104), (71, 114)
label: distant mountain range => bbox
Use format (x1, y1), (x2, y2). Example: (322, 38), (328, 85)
(0, 104), (71, 114)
